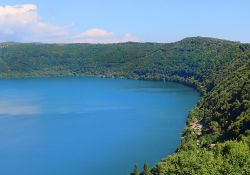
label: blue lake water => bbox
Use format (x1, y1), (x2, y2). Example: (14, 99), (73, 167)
(0, 77), (199, 175)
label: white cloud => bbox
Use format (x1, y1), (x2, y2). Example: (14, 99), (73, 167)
(74, 28), (137, 43)
(0, 4), (68, 43)
(122, 33), (137, 42)
(0, 4), (138, 43)
(79, 28), (113, 37)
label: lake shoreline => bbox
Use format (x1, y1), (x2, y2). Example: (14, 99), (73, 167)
(0, 74), (202, 172)
(0, 77), (199, 175)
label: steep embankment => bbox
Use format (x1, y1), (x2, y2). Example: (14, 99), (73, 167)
(0, 37), (249, 174)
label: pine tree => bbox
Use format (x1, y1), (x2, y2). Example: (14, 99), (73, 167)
(143, 162), (152, 175)
(133, 164), (140, 175)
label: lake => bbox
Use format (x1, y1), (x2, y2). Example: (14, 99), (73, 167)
(0, 77), (199, 175)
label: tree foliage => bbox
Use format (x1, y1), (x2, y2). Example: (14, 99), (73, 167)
(0, 37), (249, 174)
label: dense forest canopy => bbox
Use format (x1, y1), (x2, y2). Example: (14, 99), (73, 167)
(0, 37), (249, 174)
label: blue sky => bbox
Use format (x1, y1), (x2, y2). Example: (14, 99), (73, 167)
(0, 0), (250, 43)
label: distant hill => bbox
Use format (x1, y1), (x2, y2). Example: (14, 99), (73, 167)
(0, 37), (249, 174)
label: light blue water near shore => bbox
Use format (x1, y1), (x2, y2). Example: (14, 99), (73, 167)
(0, 77), (199, 175)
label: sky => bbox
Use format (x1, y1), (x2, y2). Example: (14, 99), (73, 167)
(0, 0), (250, 43)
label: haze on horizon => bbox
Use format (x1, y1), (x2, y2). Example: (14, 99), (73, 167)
(0, 0), (249, 43)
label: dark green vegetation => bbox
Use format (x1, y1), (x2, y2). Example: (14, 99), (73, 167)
(0, 37), (249, 174)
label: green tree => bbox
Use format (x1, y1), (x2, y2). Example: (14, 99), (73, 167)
(132, 164), (140, 175)
(143, 162), (152, 175)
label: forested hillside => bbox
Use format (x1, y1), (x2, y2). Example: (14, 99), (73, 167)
(0, 37), (249, 174)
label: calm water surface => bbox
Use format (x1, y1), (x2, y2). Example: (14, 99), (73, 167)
(0, 77), (199, 175)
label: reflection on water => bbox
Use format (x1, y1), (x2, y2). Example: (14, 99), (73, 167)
(0, 100), (40, 115)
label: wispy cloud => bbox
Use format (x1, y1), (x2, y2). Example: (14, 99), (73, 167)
(0, 4), (138, 43)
